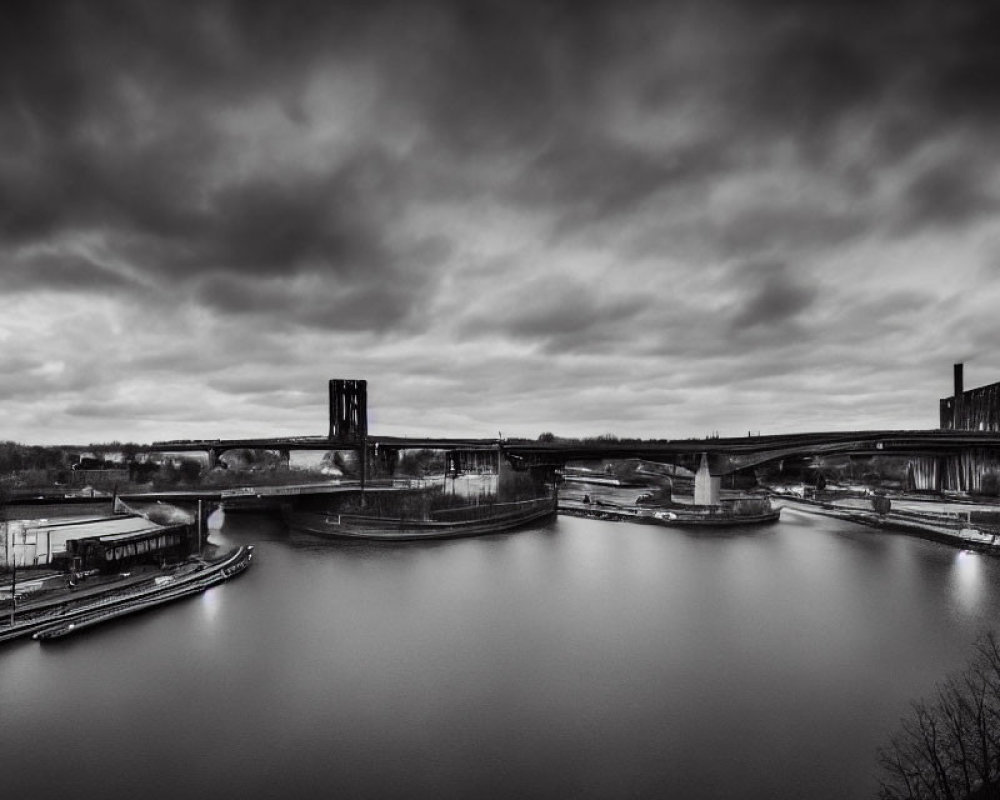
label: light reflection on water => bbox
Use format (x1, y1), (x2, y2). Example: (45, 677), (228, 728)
(198, 584), (221, 623)
(3, 511), (1000, 800)
(952, 549), (985, 615)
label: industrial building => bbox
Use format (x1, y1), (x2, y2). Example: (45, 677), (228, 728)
(940, 362), (1000, 431)
(1, 514), (193, 571)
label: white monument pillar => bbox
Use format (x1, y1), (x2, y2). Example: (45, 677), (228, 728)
(694, 453), (721, 506)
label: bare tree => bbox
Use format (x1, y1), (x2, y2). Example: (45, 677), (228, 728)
(877, 632), (1000, 799)
(937, 679), (977, 796)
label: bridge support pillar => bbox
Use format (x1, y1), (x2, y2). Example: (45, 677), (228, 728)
(369, 443), (398, 478)
(906, 456), (943, 492)
(278, 449), (291, 468)
(694, 454), (721, 506)
(207, 448), (221, 470)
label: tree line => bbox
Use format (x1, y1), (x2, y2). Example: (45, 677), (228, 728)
(0, 441), (144, 473)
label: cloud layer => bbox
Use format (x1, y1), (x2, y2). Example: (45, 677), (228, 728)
(3, 0), (1000, 444)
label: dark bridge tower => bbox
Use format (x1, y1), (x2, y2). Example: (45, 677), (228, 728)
(329, 379), (368, 442)
(329, 379), (369, 490)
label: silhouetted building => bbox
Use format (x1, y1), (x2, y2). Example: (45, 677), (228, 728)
(940, 363), (1000, 431)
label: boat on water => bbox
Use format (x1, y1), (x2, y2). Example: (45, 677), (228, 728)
(562, 474), (645, 488)
(283, 486), (557, 541)
(559, 496), (780, 528)
(640, 506), (781, 527)
(32, 545), (254, 642)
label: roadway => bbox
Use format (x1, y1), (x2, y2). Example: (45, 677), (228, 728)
(148, 429), (1000, 474)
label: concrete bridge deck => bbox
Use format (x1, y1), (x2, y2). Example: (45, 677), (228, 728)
(150, 428), (1000, 470)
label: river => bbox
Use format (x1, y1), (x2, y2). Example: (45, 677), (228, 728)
(3, 507), (1000, 799)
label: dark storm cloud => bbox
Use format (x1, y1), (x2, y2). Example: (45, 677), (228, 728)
(896, 153), (1000, 232)
(831, 290), (944, 343)
(3, 252), (138, 293)
(4, 0), (1000, 442)
(377, 0), (664, 152)
(729, 261), (817, 331)
(5, 0), (1000, 280)
(522, 137), (728, 234)
(0, 0), (446, 333)
(0, 119), (427, 309)
(718, 0), (1000, 138)
(0, 358), (107, 403)
(454, 273), (653, 355)
(205, 374), (306, 396)
(195, 270), (427, 332)
(421, 0), (1000, 252)
(913, 2), (1000, 123)
(506, 284), (647, 339)
(64, 400), (158, 419)
(716, 201), (867, 257)
(63, 399), (221, 422)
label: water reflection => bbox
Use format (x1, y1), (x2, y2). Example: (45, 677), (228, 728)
(6, 511), (1000, 800)
(952, 549), (984, 615)
(199, 584), (221, 624)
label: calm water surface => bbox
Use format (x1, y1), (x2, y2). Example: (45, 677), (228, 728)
(3, 507), (1000, 799)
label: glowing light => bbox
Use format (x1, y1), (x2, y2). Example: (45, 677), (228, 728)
(207, 508), (225, 529)
(201, 587), (220, 622)
(952, 549), (983, 614)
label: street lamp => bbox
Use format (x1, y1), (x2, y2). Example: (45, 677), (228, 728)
(8, 555), (15, 626)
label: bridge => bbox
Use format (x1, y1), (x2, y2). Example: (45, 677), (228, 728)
(150, 428), (1000, 504)
(147, 373), (1000, 505)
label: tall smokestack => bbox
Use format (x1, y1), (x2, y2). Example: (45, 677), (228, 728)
(954, 363), (964, 430)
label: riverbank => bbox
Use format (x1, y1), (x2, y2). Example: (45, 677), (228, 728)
(0, 544), (253, 644)
(776, 495), (1000, 553)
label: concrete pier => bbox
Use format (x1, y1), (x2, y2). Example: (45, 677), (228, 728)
(694, 454), (721, 506)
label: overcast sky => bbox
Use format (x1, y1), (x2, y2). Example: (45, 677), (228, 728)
(2, 0), (999, 445)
